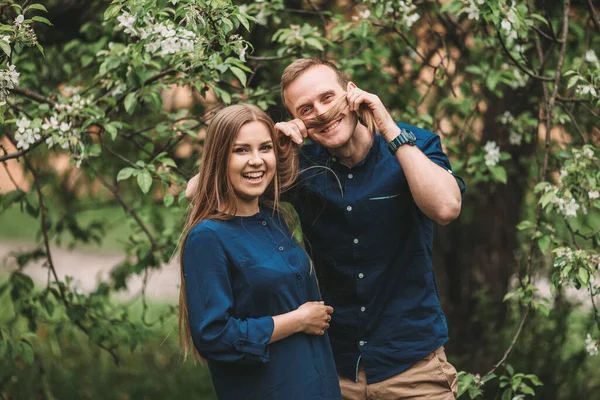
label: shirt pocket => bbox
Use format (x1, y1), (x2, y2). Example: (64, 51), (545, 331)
(363, 183), (412, 240)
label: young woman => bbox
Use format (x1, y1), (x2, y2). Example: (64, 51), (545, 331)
(179, 104), (342, 400)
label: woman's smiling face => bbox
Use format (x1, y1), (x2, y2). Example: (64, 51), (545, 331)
(228, 120), (276, 212)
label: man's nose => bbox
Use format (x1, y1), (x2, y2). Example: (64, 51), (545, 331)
(314, 102), (329, 116)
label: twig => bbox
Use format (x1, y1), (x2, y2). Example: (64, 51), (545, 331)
(496, 31), (553, 82)
(92, 167), (160, 251)
(587, 0), (600, 33)
(10, 86), (57, 107)
(0, 138), (46, 162)
(486, 307), (531, 375)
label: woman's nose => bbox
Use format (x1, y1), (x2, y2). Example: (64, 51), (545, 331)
(248, 151), (264, 166)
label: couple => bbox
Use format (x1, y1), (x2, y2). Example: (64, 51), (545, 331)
(179, 58), (464, 400)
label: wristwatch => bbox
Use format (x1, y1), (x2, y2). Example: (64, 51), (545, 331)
(388, 128), (416, 154)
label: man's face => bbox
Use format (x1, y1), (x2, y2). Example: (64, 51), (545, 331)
(284, 65), (358, 149)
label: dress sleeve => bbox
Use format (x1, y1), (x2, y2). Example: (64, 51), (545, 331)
(183, 226), (274, 364)
(419, 131), (467, 195)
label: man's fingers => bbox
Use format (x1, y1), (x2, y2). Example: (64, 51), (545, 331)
(275, 122), (304, 145)
(290, 119), (308, 139)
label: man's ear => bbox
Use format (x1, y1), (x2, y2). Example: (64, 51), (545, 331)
(346, 81), (357, 92)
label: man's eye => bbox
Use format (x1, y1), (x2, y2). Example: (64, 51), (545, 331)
(324, 94), (333, 101)
(301, 107), (312, 115)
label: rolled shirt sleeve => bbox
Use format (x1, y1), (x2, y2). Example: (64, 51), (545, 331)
(183, 225), (274, 363)
(411, 125), (467, 195)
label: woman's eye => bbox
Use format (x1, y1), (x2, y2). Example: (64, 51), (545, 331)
(233, 148), (247, 153)
(261, 145), (273, 151)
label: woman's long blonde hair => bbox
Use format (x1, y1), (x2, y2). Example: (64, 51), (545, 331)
(178, 104), (298, 362)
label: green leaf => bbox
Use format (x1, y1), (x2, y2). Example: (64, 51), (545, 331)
(25, 4), (48, 13)
(516, 220), (534, 230)
(18, 341), (34, 365)
(160, 158), (177, 168)
(0, 39), (11, 57)
(533, 182), (549, 193)
(489, 166), (507, 184)
(104, 123), (118, 140)
(520, 384), (535, 396)
(506, 364), (514, 376)
(537, 236), (550, 254)
(503, 292), (516, 302)
(229, 66), (247, 87)
(117, 167), (136, 182)
(104, 4), (122, 20)
(137, 170), (152, 194)
(577, 268), (589, 286)
(31, 16), (53, 25)
(567, 76), (579, 89)
(124, 92), (137, 114)
(305, 37), (324, 51)
(163, 193), (174, 207)
(236, 13), (250, 31)
(35, 43), (45, 57)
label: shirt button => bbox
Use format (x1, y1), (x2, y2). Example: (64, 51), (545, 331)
(360, 306), (366, 312)
(353, 238), (359, 244)
(346, 206), (352, 212)
(278, 246), (284, 251)
(358, 273), (364, 279)
(348, 173), (353, 179)
(261, 221), (267, 226)
(296, 274), (302, 281)
(359, 341), (365, 346)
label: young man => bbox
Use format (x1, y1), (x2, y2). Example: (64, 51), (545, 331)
(188, 58), (463, 399)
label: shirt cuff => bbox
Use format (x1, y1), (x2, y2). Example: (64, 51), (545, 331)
(233, 316), (274, 363)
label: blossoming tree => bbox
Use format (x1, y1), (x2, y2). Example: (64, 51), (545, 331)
(0, 0), (599, 398)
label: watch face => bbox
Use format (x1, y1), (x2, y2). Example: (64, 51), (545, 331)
(403, 128), (417, 141)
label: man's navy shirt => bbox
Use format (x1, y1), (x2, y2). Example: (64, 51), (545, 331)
(288, 122), (464, 384)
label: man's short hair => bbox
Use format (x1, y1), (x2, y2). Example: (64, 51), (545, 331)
(280, 58), (349, 115)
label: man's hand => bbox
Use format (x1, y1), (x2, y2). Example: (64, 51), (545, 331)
(274, 119), (308, 145)
(346, 82), (399, 141)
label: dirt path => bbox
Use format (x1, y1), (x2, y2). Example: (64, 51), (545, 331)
(0, 241), (179, 300)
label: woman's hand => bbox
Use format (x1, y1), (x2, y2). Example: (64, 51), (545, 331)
(295, 301), (334, 335)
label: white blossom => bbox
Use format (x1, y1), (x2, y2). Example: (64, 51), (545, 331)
(484, 141), (501, 167)
(563, 198), (579, 217)
(16, 116), (30, 132)
(585, 50), (600, 68)
(509, 132), (522, 146)
(582, 147), (594, 159)
(60, 121), (71, 132)
(117, 12), (137, 36)
(576, 84), (597, 97)
(500, 111), (514, 124)
(15, 15), (24, 24)
(464, 0), (480, 21)
(586, 333), (598, 356)
(1, 64), (20, 89)
(41, 115), (59, 130)
(501, 19), (511, 32)
(589, 191), (600, 200)
(14, 126), (40, 150)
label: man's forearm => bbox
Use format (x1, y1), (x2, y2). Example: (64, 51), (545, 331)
(394, 145), (461, 225)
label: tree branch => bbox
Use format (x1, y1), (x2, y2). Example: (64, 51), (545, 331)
(10, 86), (57, 107)
(496, 31), (554, 82)
(587, 0), (600, 33)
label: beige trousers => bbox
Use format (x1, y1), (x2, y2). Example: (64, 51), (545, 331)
(338, 347), (458, 400)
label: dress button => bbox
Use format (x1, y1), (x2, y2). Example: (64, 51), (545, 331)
(353, 238), (359, 244)
(358, 273), (364, 279)
(359, 341), (365, 346)
(261, 221), (267, 226)
(360, 306), (366, 312)
(332, 157), (337, 162)
(278, 246), (284, 251)
(348, 173), (353, 179)
(240, 342), (246, 347)
(346, 206), (352, 212)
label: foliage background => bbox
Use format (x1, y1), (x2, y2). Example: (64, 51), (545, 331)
(1, 0), (599, 399)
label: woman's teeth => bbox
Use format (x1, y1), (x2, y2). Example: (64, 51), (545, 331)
(321, 119), (341, 133)
(242, 172), (264, 182)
